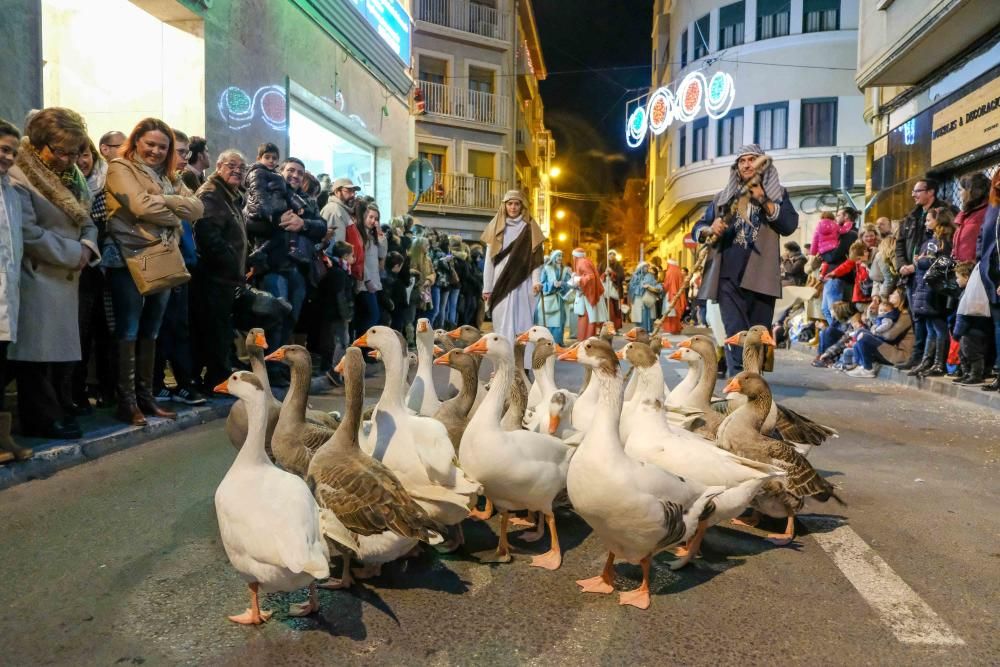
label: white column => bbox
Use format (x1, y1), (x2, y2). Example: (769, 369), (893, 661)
(787, 98), (801, 149)
(745, 0), (758, 42)
(742, 105), (755, 145)
(709, 8), (720, 52)
(707, 115), (718, 160)
(790, 0), (804, 34)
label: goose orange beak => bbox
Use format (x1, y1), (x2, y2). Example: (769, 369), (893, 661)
(334, 357), (346, 374)
(447, 327), (462, 339)
(464, 337), (489, 355)
(253, 332), (268, 349)
(417, 320), (429, 333)
(760, 329), (777, 347)
(625, 328), (639, 341)
(213, 379), (230, 394)
(616, 347), (627, 360)
(515, 331), (530, 343)
(659, 336), (672, 349)
(554, 344), (570, 354)
(723, 377), (741, 393)
(548, 415), (560, 434)
(264, 347), (286, 362)
(433, 350), (452, 366)
(352, 333), (369, 347)
(724, 332), (743, 345)
(558, 344), (579, 362)
(668, 349), (682, 361)
(678, 338), (692, 349)
(433, 345), (444, 355)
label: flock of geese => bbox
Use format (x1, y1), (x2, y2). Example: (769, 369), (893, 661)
(212, 319), (843, 622)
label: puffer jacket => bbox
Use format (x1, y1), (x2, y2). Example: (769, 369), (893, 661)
(975, 203), (999, 304)
(952, 202), (987, 262)
(910, 235), (952, 316)
(895, 199), (955, 273)
(242, 163), (291, 227)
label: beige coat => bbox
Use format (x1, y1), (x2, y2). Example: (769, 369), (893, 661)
(105, 158), (203, 247)
(7, 160), (100, 362)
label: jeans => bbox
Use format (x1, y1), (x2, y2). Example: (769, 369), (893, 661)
(192, 277), (236, 389)
(108, 268), (171, 341)
(154, 283), (195, 390)
(442, 287), (459, 327)
(821, 278), (847, 325)
(261, 269), (306, 347)
(920, 315), (949, 358)
(906, 284), (926, 361)
(325, 319), (350, 372)
(429, 286), (442, 328)
(717, 278), (776, 376)
(818, 321), (843, 356)
(854, 332), (889, 370)
(992, 303), (1000, 371)
(361, 290), (380, 332)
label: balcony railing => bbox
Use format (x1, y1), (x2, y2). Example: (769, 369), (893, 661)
(414, 0), (509, 41)
(410, 172), (507, 211)
(417, 80), (511, 128)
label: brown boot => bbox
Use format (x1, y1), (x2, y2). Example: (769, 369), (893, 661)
(115, 341), (147, 426)
(136, 338), (176, 419)
(0, 411), (32, 461)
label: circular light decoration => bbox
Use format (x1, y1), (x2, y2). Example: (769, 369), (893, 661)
(626, 104), (648, 148)
(646, 87), (674, 135)
(219, 86), (254, 130)
(257, 85), (288, 131)
(704, 72), (735, 119)
(674, 72), (705, 123)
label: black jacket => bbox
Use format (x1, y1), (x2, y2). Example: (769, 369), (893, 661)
(244, 169), (326, 273)
(911, 235), (952, 317)
(318, 261), (354, 322)
(193, 174), (247, 285)
(895, 199), (955, 272)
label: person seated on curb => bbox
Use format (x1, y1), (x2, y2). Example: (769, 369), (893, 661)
(847, 288), (914, 378)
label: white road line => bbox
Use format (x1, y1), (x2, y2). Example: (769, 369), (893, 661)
(801, 516), (965, 646)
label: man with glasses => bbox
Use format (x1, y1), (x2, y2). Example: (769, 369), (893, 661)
(894, 177), (956, 369)
(98, 131), (125, 162)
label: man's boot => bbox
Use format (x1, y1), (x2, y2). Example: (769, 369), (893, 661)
(136, 339), (176, 419)
(115, 341), (147, 426)
(0, 412), (31, 461)
(906, 352), (933, 376)
(919, 337), (949, 377)
(957, 359), (985, 385)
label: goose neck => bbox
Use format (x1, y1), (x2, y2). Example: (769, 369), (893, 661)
(249, 349), (274, 400)
(474, 354), (512, 427)
(235, 393), (271, 467)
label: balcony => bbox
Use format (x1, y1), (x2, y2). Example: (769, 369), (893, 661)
(417, 80), (511, 129)
(410, 172), (508, 212)
(414, 0), (509, 42)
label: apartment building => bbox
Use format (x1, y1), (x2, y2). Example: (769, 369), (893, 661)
(411, 0), (554, 238)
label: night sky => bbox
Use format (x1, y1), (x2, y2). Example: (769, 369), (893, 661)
(534, 0), (653, 199)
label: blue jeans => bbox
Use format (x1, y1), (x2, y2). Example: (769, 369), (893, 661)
(261, 269), (306, 347)
(854, 331), (888, 370)
(821, 278), (847, 325)
(361, 290), (380, 332)
(108, 267), (171, 341)
(819, 320), (844, 356)
(717, 278), (776, 376)
(429, 286), (442, 327)
(992, 303), (1000, 371)
(920, 315), (949, 357)
(154, 283), (194, 389)
(442, 287), (459, 327)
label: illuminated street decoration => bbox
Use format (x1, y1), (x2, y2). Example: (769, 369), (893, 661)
(624, 70), (737, 148)
(219, 85), (288, 131)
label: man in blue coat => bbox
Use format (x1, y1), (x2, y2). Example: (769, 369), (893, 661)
(691, 144), (799, 374)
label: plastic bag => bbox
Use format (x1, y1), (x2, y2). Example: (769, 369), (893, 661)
(956, 263), (991, 317)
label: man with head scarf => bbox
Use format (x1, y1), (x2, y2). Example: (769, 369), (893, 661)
(661, 258), (686, 334)
(570, 248), (608, 339)
(481, 190), (545, 348)
(691, 144), (799, 374)
(601, 249), (625, 330)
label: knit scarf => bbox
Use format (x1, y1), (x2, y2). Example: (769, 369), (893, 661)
(14, 137), (91, 227)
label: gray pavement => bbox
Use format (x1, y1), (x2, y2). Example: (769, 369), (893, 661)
(1, 345), (998, 666)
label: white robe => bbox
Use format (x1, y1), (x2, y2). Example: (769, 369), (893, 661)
(483, 218), (541, 347)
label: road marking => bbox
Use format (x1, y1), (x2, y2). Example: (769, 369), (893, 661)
(801, 516), (965, 646)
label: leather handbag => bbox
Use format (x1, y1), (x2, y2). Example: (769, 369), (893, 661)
(119, 228), (190, 296)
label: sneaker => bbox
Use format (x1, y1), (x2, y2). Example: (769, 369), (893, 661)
(173, 386), (208, 405)
(153, 388), (173, 403)
(847, 366), (877, 378)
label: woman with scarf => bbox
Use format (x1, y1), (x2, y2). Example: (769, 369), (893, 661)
(481, 190), (544, 349)
(537, 249), (571, 344)
(628, 262), (660, 333)
(7, 108), (102, 440)
(570, 248), (607, 339)
(660, 258), (687, 334)
(690, 144), (798, 374)
(104, 118), (203, 426)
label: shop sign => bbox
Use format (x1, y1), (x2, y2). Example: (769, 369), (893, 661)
(930, 75), (1000, 166)
(349, 0), (412, 64)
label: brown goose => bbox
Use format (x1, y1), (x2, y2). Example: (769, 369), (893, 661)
(501, 339), (530, 431)
(432, 349), (481, 451)
(264, 345), (337, 478)
(671, 335), (725, 437)
(447, 325), (487, 415)
(580, 322), (618, 393)
(716, 371), (844, 545)
(307, 347), (447, 588)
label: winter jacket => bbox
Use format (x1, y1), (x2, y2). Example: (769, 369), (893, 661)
(952, 202), (988, 262)
(320, 197), (352, 244)
(780, 252), (807, 286)
(344, 223), (364, 282)
(243, 163), (292, 229)
(811, 218), (853, 256)
(975, 203), (1000, 304)
(875, 309), (915, 365)
(322, 260), (355, 322)
(952, 311), (992, 340)
(820, 228), (857, 267)
(852, 260), (871, 304)
(193, 174), (247, 285)
(895, 199), (954, 273)
(910, 235), (953, 317)
(362, 231), (387, 290)
(868, 250), (897, 299)
(244, 176), (326, 274)
(0, 173), (24, 342)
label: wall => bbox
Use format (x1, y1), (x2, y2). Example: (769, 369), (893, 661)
(0, 0), (43, 126)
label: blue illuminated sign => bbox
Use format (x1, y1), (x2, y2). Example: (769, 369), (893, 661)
(350, 0), (412, 64)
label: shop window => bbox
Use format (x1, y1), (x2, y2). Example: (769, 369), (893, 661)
(801, 98), (838, 147)
(290, 107), (374, 193)
(755, 102), (788, 150)
(678, 127), (687, 167)
(718, 2), (745, 49)
(680, 28), (689, 67)
(717, 108), (744, 156)
(418, 55), (448, 85)
(692, 118), (709, 162)
(694, 15), (710, 59)
(757, 0), (790, 40)
(803, 0), (839, 33)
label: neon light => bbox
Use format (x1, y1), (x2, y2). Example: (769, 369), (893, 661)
(218, 85), (288, 132)
(704, 72), (735, 119)
(674, 72), (704, 123)
(647, 88), (673, 135)
(626, 104), (648, 148)
(902, 118), (916, 146)
(623, 70), (738, 147)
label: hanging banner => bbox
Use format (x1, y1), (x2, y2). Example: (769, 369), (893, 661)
(930, 76), (1000, 166)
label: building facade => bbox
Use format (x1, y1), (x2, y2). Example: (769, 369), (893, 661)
(856, 0), (1000, 220)
(643, 0), (871, 266)
(410, 0), (554, 239)
(1, 0), (415, 216)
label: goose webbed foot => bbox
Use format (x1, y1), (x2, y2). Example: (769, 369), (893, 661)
(618, 557), (652, 609)
(731, 510), (760, 528)
(228, 583), (272, 625)
(287, 583), (321, 617)
(577, 551), (615, 594)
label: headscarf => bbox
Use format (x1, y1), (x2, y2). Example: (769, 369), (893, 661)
(573, 250), (604, 306)
(547, 249), (564, 266)
(480, 189), (545, 258)
(715, 144), (784, 208)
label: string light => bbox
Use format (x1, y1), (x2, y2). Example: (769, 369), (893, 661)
(626, 104), (648, 148)
(704, 71), (735, 119)
(623, 70), (737, 147)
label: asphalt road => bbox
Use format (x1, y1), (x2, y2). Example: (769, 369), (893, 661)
(1, 343), (998, 666)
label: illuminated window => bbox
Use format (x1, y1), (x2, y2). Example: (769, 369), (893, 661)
(801, 98), (838, 147)
(754, 102), (788, 150)
(719, 2), (745, 49)
(717, 108), (744, 156)
(803, 0), (839, 33)
(290, 106), (374, 193)
(757, 0), (790, 40)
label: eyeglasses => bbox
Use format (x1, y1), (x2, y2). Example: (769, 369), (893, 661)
(176, 149), (192, 159)
(46, 144), (82, 161)
(221, 162), (246, 174)
(911, 188), (927, 194)
(104, 143), (122, 150)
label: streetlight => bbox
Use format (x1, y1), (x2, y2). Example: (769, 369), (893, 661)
(549, 165), (562, 178)
(557, 232), (568, 242)
(555, 208), (566, 220)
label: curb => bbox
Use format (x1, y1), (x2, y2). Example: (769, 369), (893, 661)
(0, 375), (333, 492)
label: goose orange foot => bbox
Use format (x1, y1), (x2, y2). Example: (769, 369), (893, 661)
(731, 510), (760, 528)
(618, 587), (651, 610)
(229, 608), (272, 625)
(766, 532), (795, 546)
(288, 584), (321, 617)
(519, 521), (546, 542)
(530, 549), (562, 570)
(509, 512), (536, 528)
(577, 551), (615, 593)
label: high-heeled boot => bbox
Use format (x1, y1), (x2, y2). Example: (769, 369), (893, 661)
(906, 352), (933, 376)
(115, 341), (147, 426)
(136, 338), (176, 419)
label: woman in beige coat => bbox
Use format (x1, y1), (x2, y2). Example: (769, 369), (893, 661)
(8, 108), (101, 440)
(104, 118), (203, 426)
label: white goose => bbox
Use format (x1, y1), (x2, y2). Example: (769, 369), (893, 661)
(561, 338), (723, 609)
(213, 371), (329, 624)
(460, 333), (575, 570)
(518, 325), (555, 409)
(406, 318), (443, 416)
(354, 326), (479, 527)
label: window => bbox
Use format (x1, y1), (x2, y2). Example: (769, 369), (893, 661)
(467, 149), (495, 179)
(718, 2), (745, 49)
(468, 66), (494, 95)
(678, 127), (687, 167)
(801, 98), (837, 147)
(757, 0), (790, 39)
(754, 102), (788, 150)
(418, 142), (447, 174)
(717, 108), (744, 156)
(418, 55), (447, 84)
(694, 15), (710, 59)
(692, 118), (708, 162)
(680, 28), (688, 68)
(803, 0), (839, 32)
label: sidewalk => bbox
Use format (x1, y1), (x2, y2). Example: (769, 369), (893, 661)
(0, 375), (333, 492)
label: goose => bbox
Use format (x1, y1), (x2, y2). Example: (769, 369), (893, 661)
(559, 338), (723, 609)
(522, 339), (574, 433)
(307, 348), (447, 587)
(407, 318), (444, 416)
(264, 345), (337, 478)
(579, 322), (618, 394)
(622, 328), (672, 401)
(670, 336), (725, 437)
(716, 371), (845, 545)
(432, 348), (481, 451)
(440, 326), (479, 396)
(353, 326), (479, 528)
(446, 326), (489, 418)
(213, 371), (329, 624)
(460, 333), (575, 569)
(517, 325), (554, 409)
(618, 341), (666, 441)
(666, 339), (702, 406)
(539, 389), (575, 437)
(501, 338), (531, 432)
